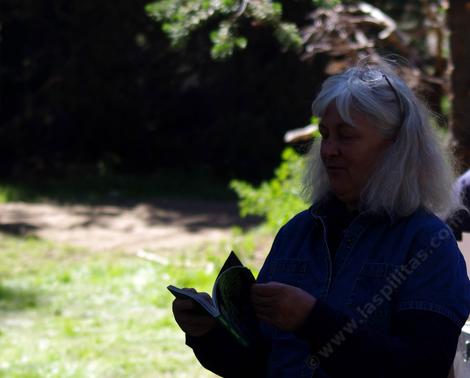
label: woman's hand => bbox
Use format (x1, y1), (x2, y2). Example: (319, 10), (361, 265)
(172, 288), (217, 337)
(251, 282), (316, 332)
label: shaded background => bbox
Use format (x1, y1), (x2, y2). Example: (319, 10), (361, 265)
(1, 0), (469, 191)
(0, 0), (324, 185)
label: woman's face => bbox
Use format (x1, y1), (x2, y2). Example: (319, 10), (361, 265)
(319, 102), (394, 208)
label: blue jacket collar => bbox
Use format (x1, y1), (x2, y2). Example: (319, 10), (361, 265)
(309, 193), (396, 225)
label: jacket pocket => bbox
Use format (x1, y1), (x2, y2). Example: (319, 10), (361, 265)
(267, 258), (311, 286)
(347, 262), (399, 332)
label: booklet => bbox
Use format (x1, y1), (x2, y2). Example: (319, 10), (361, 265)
(167, 251), (259, 347)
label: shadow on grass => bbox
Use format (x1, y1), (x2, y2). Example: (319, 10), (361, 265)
(138, 198), (261, 232)
(0, 171), (239, 204)
(0, 223), (38, 237)
(0, 175), (263, 234)
(0, 284), (39, 311)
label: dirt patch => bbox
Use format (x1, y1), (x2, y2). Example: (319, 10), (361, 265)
(0, 199), (260, 253)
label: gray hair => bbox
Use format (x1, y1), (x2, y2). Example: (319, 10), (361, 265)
(302, 59), (460, 218)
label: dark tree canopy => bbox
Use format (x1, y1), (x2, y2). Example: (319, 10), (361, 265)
(0, 0), (327, 183)
(1, 0), (468, 185)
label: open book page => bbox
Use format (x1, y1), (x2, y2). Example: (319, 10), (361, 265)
(168, 251), (260, 347)
(216, 251), (243, 278)
(213, 266), (258, 347)
(166, 285), (219, 317)
(166, 251), (245, 319)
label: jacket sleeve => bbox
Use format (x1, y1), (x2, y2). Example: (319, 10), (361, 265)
(184, 224), (294, 376)
(394, 222), (470, 328)
(185, 320), (270, 377)
(295, 299), (461, 378)
(183, 228), (289, 377)
(296, 221), (470, 377)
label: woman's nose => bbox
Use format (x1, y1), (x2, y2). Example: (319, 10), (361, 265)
(321, 138), (340, 158)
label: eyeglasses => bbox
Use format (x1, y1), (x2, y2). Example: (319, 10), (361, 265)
(383, 74), (405, 126)
(358, 69), (405, 127)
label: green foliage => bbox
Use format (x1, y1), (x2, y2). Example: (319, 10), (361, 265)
(312, 0), (342, 8)
(230, 119), (320, 230)
(146, 0), (305, 59)
(230, 147), (309, 231)
(210, 22), (248, 60)
(146, 0), (239, 49)
(273, 22), (302, 52)
(440, 94), (451, 118)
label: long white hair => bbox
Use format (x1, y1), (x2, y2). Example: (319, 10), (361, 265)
(302, 59), (460, 218)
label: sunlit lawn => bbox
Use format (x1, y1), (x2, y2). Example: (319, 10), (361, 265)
(0, 232), (267, 378)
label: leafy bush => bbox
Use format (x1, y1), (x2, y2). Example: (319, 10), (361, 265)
(145, 0), (305, 59)
(230, 118), (321, 230)
(230, 147), (308, 231)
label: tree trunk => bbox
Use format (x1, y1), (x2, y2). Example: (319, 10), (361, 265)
(448, 0), (470, 172)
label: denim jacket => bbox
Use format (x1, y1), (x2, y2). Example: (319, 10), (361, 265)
(257, 198), (470, 377)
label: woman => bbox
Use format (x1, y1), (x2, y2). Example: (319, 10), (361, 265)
(172, 60), (470, 377)
(447, 168), (470, 241)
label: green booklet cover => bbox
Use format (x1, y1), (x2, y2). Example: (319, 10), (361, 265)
(167, 251), (259, 347)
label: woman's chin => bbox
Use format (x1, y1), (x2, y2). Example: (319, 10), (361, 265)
(329, 187), (357, 206)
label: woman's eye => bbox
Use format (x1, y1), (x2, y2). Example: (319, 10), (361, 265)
(339, 132), (356, 139)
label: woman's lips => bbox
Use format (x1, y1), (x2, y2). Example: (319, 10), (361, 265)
(326, 166), (346, 170)
(325, 166), (347, 177)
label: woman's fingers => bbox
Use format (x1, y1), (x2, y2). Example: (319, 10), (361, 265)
(250, 282), (317, 331)
(251, 293), (279, 306)
(172, 297), (217, 336)
(178, 312), (215, 326)
(253, 306), (274, 319)
(171, 288), (217, 336)
(172, 289), (212, 312)
(251, 282), (285, 297)
(172, 298), (198, 313)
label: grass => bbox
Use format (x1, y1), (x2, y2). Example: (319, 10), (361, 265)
(0, 232), (270, 378)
